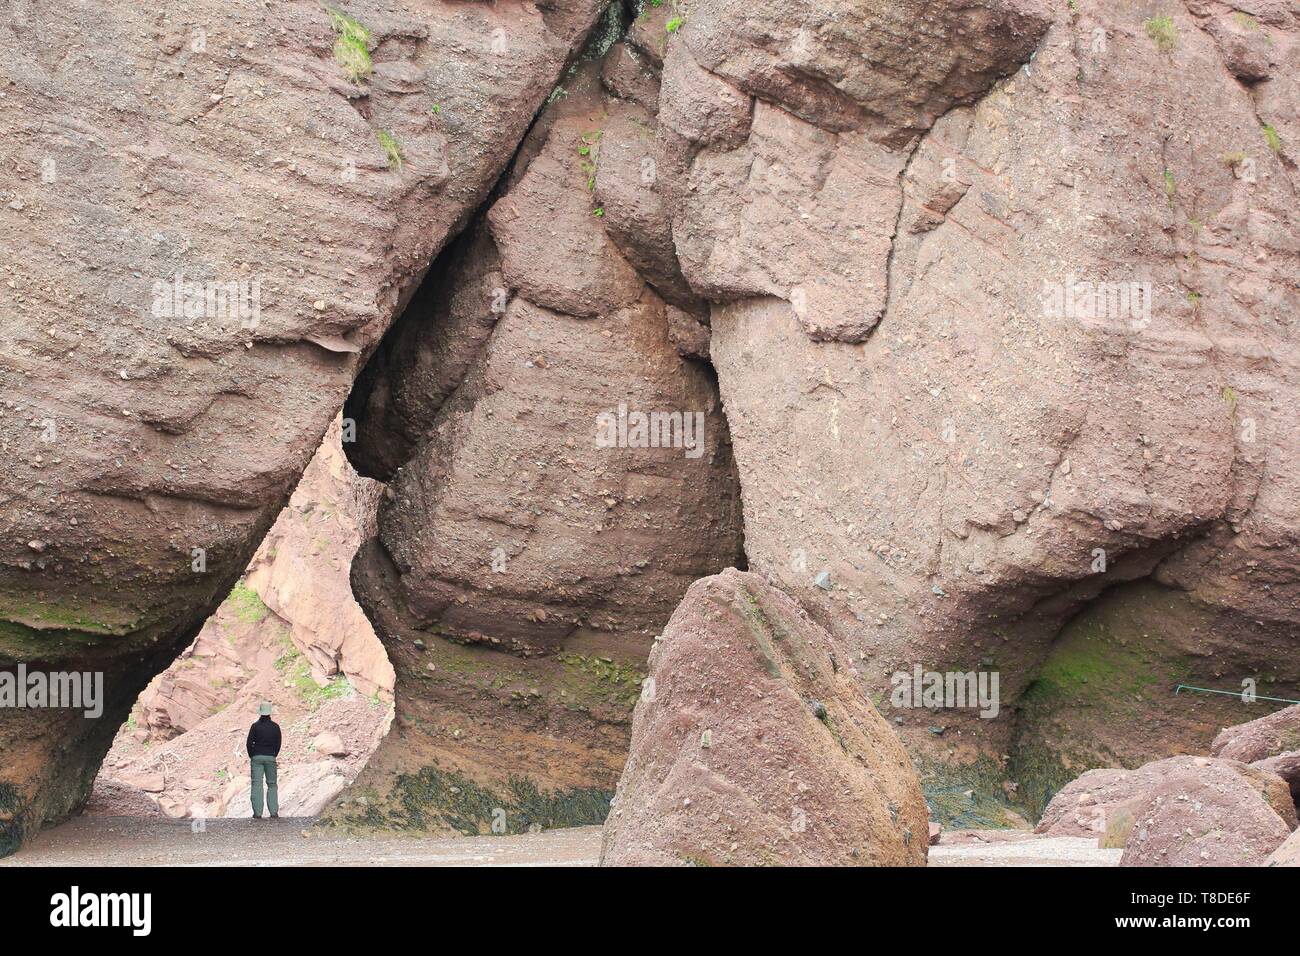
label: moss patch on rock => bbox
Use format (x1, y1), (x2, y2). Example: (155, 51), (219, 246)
(919, 755), (1029, 829)
(0, 592), (143, 659)
(336, 764), (612, 836)
(226, 580), (269, 625)
(555, 652), (645, 710)
(1008, 579), (1294, 820)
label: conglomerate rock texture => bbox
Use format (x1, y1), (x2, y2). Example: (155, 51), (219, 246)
(335, 55), (744, 834)
(92, 419), (394, 821)
(3, 0), (1299, 854)
(1212, 700), (1300, 762)
(1036, 753), (1297, 839)
(600, 569), (929, 866)
(1116, 756), (1293, 866)
(0, 0), (604, 853)
(676, 0), (1300, 821)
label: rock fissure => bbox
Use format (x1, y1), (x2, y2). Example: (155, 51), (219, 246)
(3, 1), (1298, 867)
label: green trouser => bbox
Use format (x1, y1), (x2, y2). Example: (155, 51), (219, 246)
(250, 755), (278, 817)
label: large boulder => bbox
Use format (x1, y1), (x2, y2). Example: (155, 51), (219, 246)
(1035, 768), (1138, 837)
(600, 569), (929, 866)
(1119, 758), (1292, 867)
(1213, 704), (1300, 763)
(1252, 752), (1300, 807)
(1038, 755), (1297, 838)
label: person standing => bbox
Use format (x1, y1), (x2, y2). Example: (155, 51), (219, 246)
(247, 701), (281, 819)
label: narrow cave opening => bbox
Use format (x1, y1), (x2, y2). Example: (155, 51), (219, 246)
(64, 0), (747, 846)
(88, 419), (395, 821)
(72, 3), (667, 836)
(315, 49), (756, 835)
(79, 130), (520, 831)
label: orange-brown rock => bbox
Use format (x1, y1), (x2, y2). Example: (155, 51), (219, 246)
(601, 569), (928, 866)
(0, 0), (605, 853)
(1119, 757), (1291, 867)
(333, 62), (744, 836)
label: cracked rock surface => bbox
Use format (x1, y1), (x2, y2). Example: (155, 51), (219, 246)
(0, 0), (603, 853)
(2, 0), (1298, 860)
(682, 0), (1300, 821)
(333, 54), (744, 834)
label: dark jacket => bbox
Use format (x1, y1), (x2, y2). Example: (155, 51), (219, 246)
(247, 716), (281, 758)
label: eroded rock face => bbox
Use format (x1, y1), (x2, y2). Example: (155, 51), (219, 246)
(243, 418), (392, 701)
(673, 0), (1300, 816)
(664, 0), (1052, 341)
(0, 0), (602, 852)
(90, 420), (392, 820)
(600, 569), (929, 866)
(333, 58), (744, 835)
(93, 580), (391, 822)
(4, 0), (1298, 856)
